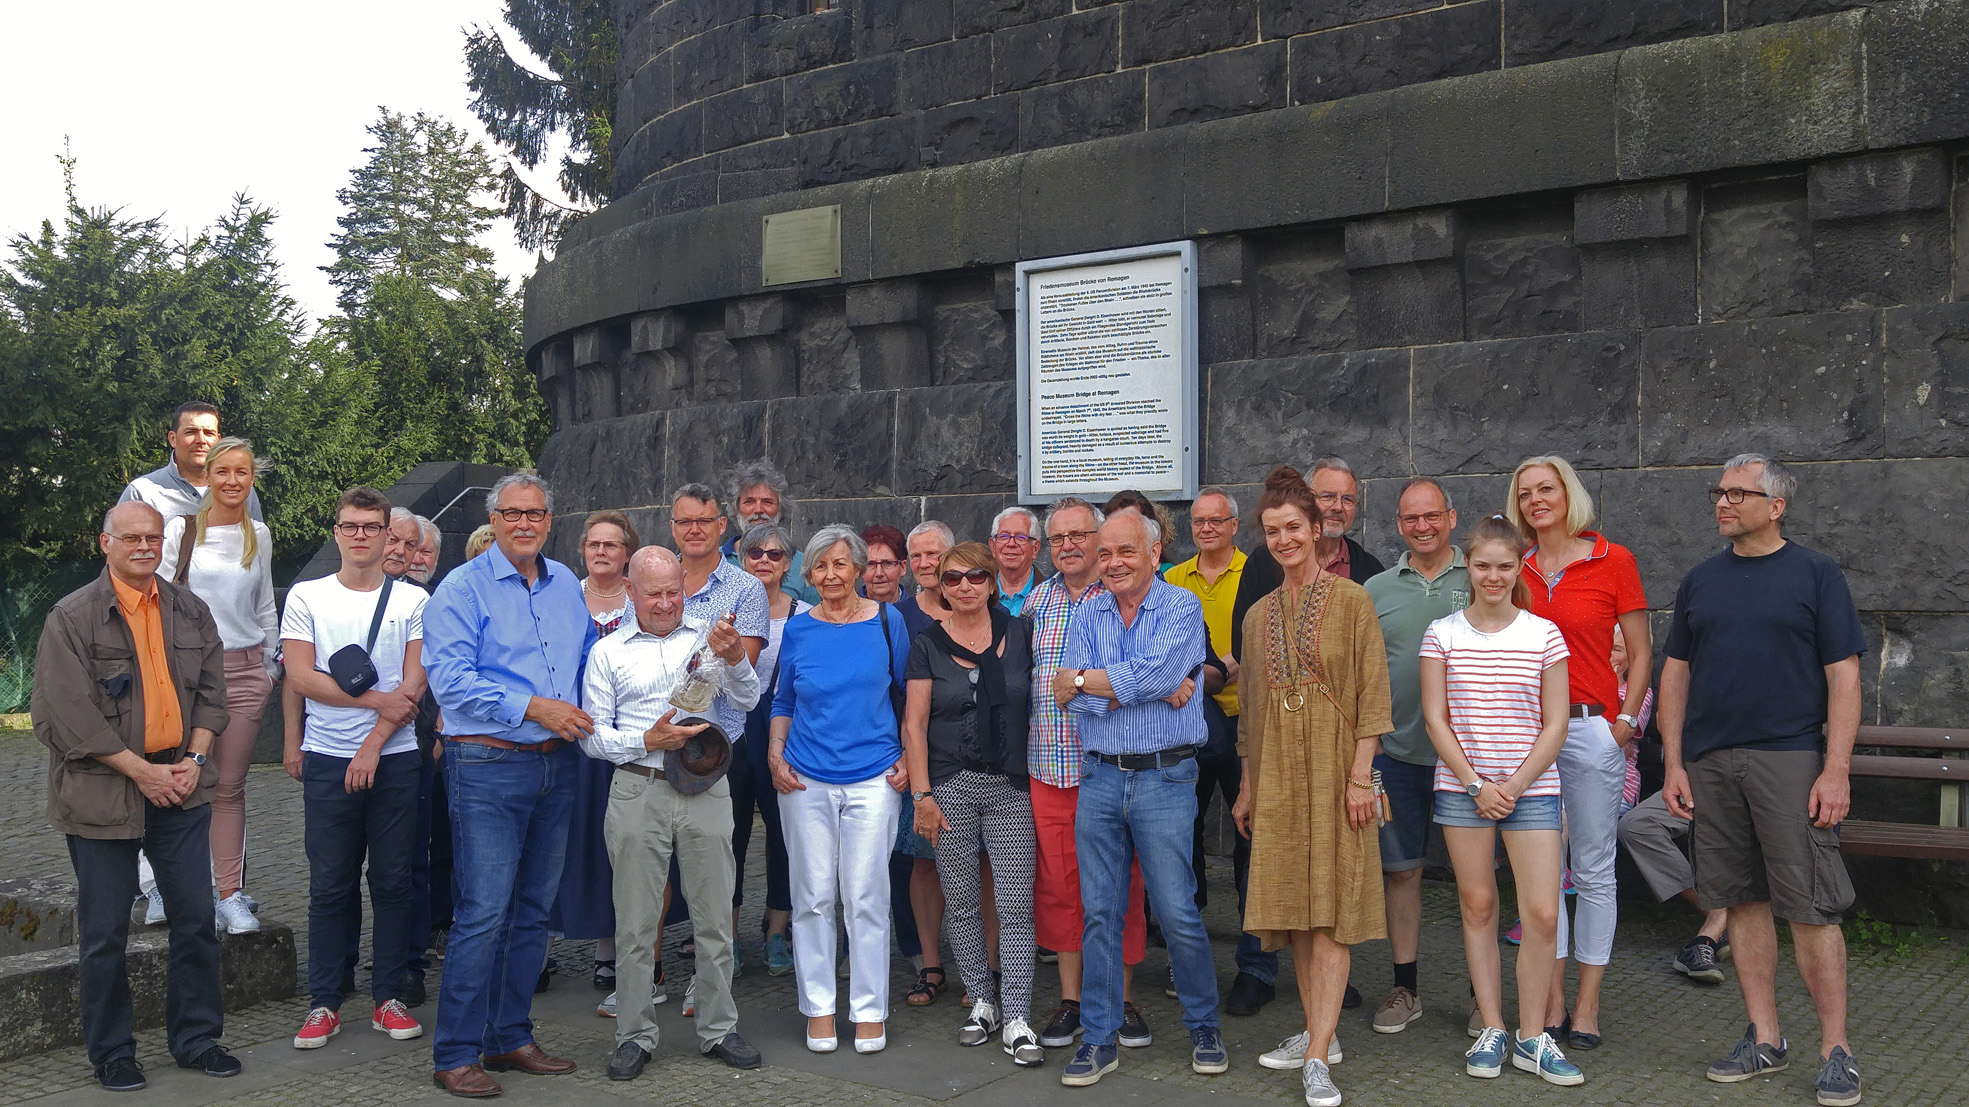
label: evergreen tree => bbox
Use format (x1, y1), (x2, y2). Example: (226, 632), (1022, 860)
(464, 0), (616, 250)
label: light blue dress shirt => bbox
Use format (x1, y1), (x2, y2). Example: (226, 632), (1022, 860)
(425, 542), (599, 744)
(1061, 578), (1207, 756)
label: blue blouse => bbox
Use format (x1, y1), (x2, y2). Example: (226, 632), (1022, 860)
(770, 604), (912, 784)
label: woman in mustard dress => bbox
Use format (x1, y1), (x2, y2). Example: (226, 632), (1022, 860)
(1232, 466), (1393, 1107)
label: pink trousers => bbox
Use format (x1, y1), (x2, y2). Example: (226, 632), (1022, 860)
(211, 648), (273, 894)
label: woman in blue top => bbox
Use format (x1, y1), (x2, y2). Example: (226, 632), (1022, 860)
(769, 525), (912, 1056)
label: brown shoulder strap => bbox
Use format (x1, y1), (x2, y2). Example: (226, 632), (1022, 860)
(174, 514), (197, 586)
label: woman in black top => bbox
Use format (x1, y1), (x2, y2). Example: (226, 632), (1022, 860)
(902, 541), (1041, 1066)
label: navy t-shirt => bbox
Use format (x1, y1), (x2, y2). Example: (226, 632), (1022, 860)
(1664, 541), (1866, 760)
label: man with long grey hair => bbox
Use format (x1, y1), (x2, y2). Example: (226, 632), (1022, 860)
(722, 458), (817, 603)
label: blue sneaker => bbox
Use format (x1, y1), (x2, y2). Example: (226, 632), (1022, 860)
(1512, 1031), (1584, 1086)
(1060, 1042), (1118, 1087)
(1814, 1046), (1861, 1107)
(1465, 1026), (1508, 1078)
(765, 933), (793, 977)
(1190, 1026), (1228, 1074)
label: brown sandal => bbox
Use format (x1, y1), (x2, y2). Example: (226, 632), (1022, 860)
(906, 966), (945, 1006)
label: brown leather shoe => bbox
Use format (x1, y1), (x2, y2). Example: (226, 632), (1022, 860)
(432, 1064), (502, 1098)
(481, 1043), (575, 1075)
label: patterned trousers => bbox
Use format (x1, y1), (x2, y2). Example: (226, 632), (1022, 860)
(931, 770), (1038, 1022)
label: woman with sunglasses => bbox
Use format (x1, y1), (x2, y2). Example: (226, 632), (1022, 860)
(738, 522), (809, 977)
(902, 542), (1042, 1064)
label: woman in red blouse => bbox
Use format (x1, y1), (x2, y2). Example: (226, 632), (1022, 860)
(1506, 457), (1651, 1052)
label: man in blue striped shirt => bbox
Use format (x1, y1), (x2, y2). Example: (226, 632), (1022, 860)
(1054, 511), (1227, 1086)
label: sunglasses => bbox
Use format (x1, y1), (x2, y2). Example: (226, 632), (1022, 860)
(744, 547), (788, 562)
(941, 568), (993, 587)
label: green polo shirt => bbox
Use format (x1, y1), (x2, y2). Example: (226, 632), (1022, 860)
(1365, 549), (1470, 765)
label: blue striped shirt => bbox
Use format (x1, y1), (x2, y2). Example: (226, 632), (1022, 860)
(424, 543), (599, 743)
(1061, 579), (1207, 755)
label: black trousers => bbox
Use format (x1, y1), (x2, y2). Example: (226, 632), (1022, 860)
(68, 802), (224, 1067)
(1192, 719), (1250, 911)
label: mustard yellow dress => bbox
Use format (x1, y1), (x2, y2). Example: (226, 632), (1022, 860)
(1237, 573), (1394, 949)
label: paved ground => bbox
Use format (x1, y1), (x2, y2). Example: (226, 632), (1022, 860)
(2, 730), (1964, 1107)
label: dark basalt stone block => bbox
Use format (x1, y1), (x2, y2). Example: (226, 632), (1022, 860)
(1462, 233), (1582, 340)
(1503, 0), (1722, 67)
(1120, 0), (1258, 69)
(1205, 349), (1411, 484)
(1575, 181), (1691, 245)
(1253, 231), (1357, 357)
(920, 94), (1021, 167)
(955, 0), (1074, 39)
(768, 391), (899, 497)
(1146, 41), (1287, 130)
(991, 7), (1119, 95)
(537, 412), (667, 513)
(747, 7), (854, 82)
(1258, 0), (1440, 39)
(1699, 181), (1810, 320)
(932, 300), (1013, 385)
(895, 381), (1018, 494)
(899, 35), (992, 111)
(1411, 332), (1639, 474)
(786, 57), (901, 134)
(1288, 1), (1500, 107)
(1017, 70), (1146, 151)
(665, 401), (767, 494)
(703, 82), (785, 153)
(1882, 303), (1969, 458)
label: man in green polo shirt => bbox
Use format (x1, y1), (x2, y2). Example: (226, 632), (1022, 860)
(1362, 477), (1468, 1035)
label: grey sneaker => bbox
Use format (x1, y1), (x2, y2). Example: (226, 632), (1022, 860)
(1674, 936), (1725, 984)
(1707, 1024), (1788, 1083)
(1372, 987), (1421, 1033)
(1301, 1058), (1342, 1107)
(1814, 1046), (1861, 1106)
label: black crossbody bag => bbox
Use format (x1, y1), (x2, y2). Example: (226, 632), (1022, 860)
(328, 577), (394, 697)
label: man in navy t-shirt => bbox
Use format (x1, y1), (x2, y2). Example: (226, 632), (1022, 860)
(1657, 454), (1865, 1107)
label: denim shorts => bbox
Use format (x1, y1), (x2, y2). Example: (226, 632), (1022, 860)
(1433, 788), (1562, 831)
(1375, 755), (1437, 872)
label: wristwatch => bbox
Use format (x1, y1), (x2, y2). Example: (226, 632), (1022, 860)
(1073, 669), (1087, 690)
(911, 790), (933, 803)
(1616, 713), (1638, 729)
(1465, 779), (1484, 798)
(186, 750), (208, 767)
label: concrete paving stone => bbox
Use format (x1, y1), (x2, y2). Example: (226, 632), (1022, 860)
(4, 730), (1969, 1106)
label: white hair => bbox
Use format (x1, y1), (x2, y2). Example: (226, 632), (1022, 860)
(991, 505), (1040, 535)
(804, 524), (868, 577)
(907, 519), (955, 547)
(486, 472), (554, 513)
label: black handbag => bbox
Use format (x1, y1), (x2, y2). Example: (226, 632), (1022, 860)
(327, 577), (394, 697)
(880, 602), (906, 724)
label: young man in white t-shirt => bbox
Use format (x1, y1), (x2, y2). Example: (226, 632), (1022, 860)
(279, 487), (430, 1050)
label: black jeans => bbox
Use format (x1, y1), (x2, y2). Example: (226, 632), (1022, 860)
(305, 749), (420, 1009)
(68, 801), (223, 1067)
(1192, 718), (1278, 981)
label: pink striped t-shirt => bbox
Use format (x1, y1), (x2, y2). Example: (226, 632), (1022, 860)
(1421, 609), (1570, 798)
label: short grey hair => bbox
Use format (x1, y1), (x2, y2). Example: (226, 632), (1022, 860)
(991, 505), (1040, 536)
(906, 520), (955, 548)
(1108, 509), (1161, 548)
(1193, 486), (1240, 518)
(389, 506), (417, 528)
(415, 515), (439, 546)
(1045, 496), (1106, 531)
(1396, 477), (1454, 513)
(672, 481), (721, 511)
(726, 459), (789, 515)
(486, 472), (554, 514)
(740, 520), (795, 557)
(1724, 453), (1797, 504)
(1310, 456), (1357, 488)
(804, 524), (867, 579)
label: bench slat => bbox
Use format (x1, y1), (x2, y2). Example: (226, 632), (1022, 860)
(1849, 753), (1968, 782)
(1839, 821), (1969, 862)
(1855, 726), (1962, 751)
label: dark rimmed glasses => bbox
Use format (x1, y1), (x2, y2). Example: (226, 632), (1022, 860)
(1708, 486), (1772, 505)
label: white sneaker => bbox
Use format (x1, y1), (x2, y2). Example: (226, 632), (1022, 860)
(215, 892), (261, 935)
(1302, 1058), (1343, 1106)
(597, 991), (617, 1018)
(959, 999), (1001, 1046)
(682, 977), (697, 1018)
(144, 892), (167, 927)
(1002, 1017), (1044, 1066)
(1260, 1030), (1343, 1069)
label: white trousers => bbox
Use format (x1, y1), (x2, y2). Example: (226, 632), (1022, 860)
(782, 772), (900, 1023)
(1556, 714), (1625, 966)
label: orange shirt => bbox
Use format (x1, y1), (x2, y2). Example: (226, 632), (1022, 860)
(110, 572), (184, 753)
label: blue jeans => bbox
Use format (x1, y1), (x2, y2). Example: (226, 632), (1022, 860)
(304, 749), (420, 1009)
(1076, 754), (1221, 1045)
(432, 741), (576, 1071)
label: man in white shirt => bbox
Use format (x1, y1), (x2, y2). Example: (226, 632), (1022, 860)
(584, 547), (763, 1080)
(280, 487), (430, 1050)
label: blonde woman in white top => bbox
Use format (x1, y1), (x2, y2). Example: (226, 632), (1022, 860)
(158, 437), (278, 935)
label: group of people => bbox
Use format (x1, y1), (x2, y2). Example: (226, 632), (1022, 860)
(32, 400), (1867, 1107)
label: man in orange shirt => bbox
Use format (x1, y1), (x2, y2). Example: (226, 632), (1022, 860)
(32, 501), (237, 1092)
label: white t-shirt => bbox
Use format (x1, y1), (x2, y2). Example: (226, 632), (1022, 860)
(281, 575), (427, 758)
(159, 518), (278, 662)
(1419, 609), (1569, 798)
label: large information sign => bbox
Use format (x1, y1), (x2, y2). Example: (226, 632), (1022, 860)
(1015, 242), (1199, 502)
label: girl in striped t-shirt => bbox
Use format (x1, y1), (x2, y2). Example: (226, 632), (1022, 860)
(1420, 516), (1581, 1087)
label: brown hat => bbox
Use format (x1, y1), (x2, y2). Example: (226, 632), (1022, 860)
(665, 716), (732, 795)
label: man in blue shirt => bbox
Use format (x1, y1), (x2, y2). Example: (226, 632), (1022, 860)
(1054, 511), (1225, 1087)
(422, 473), (600, 1097)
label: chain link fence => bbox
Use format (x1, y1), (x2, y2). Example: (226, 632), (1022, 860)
(1, 562), (99, 715)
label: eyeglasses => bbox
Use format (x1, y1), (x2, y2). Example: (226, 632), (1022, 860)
(1709, 487), (1773, 505)
(991, 532), (1037, 546)
(109, 533), (165, 546)
(1190, 516), (1236, 529)
(494, 508), (549, 523)
(1396, 511), (1449, 528)
(744, 546), (787, 563)
(672, 516), (722, 531)
(867, 559), (905, 572)
(583, 540), (626, 553)
(1046, 530), (1097, 548)
(1312, 492), (1358, 508)
(941, 568), (993, 587)
(334, 522), (387, 537)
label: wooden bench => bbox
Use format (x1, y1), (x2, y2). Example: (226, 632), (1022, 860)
(1840, 726), (1969, 861)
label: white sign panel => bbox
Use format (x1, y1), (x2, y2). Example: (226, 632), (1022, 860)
(1016, 242), (1198, 502)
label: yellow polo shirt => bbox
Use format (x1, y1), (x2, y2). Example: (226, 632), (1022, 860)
(110, 573), (183, 753)
(1167, 548), (1246, 716)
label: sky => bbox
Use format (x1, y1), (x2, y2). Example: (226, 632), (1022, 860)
(0, 1), (564, 325)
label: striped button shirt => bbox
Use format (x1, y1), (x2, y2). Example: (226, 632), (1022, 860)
(580, 613), (760, 770)
(1026, 573), (1106, 787)
(683, 559), (771, 738)
(1061, 579), (1207, 756)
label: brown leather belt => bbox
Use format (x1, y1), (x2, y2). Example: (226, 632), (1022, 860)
(1568, 704), (1606, 719)
(451, 735), (566, 754)
(615, 762), (662, 780)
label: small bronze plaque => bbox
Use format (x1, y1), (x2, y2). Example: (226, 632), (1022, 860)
(762, 205), (842, 286)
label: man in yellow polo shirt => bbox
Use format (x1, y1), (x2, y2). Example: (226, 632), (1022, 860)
(1165, 487), (1276, 1016)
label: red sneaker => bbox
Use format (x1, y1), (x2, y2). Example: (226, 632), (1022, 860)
(294, 1006), (341, 1049)
(372, 998), (423, 1040)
